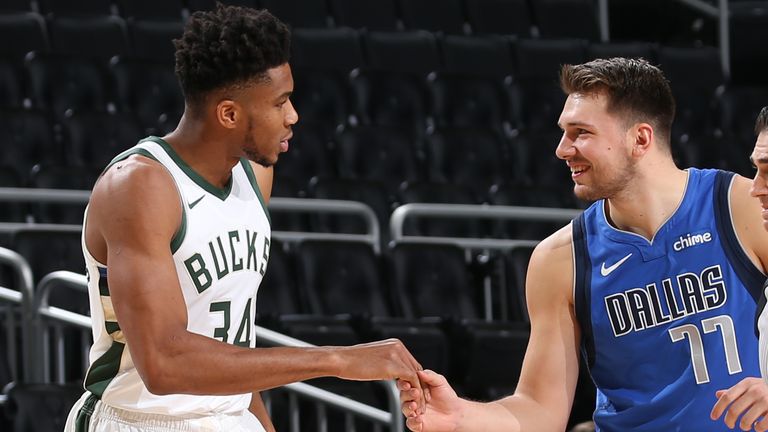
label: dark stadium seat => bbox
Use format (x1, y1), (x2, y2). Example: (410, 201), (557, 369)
(398, 0), (466, 34)
(4, 382), (82, 432)
(27, 165), (97, 225)
(532, 0), (600, 41)
(431, 35), (516, 133)
(464, 0), (533, 36)
(256, 240), (303, 327)
(37, 0), (113, 17)
(329, 0), (400, 31)
(0, 166), (25, 222)
(389, 243), (530, 397)
(0, 0), (34, 14)
(260, 0), (330, 28)
(0, 14), (47, 60)
(487, 182), (568, 240)
(390, 243), (479, 320)
(60, 110), (143, 168)
(398, 180), (481, 238)
(26, 54), (112, 118)
(513, 38), (587, 132)
(335, 125), (421, 197)
(657, 46), (724, 140)
(110, 58), (184, 134)
(271, 122), (335, 194)
(295, 240), (451, 373)
(0, 109), (59, 176)
(116, 0), (184, 21)
(0, 60), (25, 108)
(352, 31), (440, 138)
(308, 177), (392, 243)
(721, 84), (768, 149)
(729, 1), (768, 85)
(290, 28), (363, 135)
(48, 16), (128, 57)
(127, 20), (183, 64)
(499, 246), (535, 323)
(586, 41), (657, 63)
(425, 126), (506, 199)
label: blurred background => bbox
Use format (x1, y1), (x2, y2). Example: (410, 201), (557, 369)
(0, 0), (766, 431)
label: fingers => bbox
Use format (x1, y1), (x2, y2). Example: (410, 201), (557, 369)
(711, 380), (750, 421)
(739, 403), (768, 431)
(711, 378), (768, 429)
(389, 339), (426, 415)
(406, 415), (423, 432)
(756, 416), (768, 432)
(418, 369), (447, 386)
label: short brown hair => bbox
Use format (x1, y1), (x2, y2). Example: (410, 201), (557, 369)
(756, 106), (768, 135)
(560, 57), (676, 151)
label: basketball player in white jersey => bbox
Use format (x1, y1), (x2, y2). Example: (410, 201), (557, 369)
(64, 5), (425, 431)
(711, 106), (768, 431)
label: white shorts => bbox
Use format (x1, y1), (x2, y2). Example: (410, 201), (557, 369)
(64, 392), (266, 432)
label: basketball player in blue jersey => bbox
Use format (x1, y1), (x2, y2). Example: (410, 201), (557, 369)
(64, 5), (424, 432)
(711, 106), (768, 431)
(399, 58), (768, 431)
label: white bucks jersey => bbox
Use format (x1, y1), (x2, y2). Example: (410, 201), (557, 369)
(81, 136), (271, 415)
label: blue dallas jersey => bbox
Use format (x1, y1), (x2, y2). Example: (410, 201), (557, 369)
(573, 168), (765, 431)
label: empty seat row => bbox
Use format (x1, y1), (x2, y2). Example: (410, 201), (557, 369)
(1, 0), (598, 40)
(0, 23), (740, 138)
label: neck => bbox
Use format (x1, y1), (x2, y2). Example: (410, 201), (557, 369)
(162, 113), (237, 189)
(604, 156), (688, 241)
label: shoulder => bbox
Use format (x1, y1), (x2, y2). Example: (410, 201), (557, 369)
(527, 223), (575, 303)
(532, 223), (574, 264)
(727, 172), (768, 273)
(90, 154), (181, 237)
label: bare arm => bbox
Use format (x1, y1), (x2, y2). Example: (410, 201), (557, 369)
(88, 156), (424, 398)
(710, 175), (768, 430)
(251, 161), (274, 204)
(401, 225), (581, 431)
(249, 392), (276, 432)
(730, 175), (768, 272)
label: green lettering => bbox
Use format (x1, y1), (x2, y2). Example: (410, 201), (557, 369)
(259, 237), (270, 276)
(229, 230), (243, 272)
(209, 301), (230, 342)
(234, 298), (252, 347)
(209, 237), (229, 279)
(246, 230), (258, 270)
(184, 253), (212, 293)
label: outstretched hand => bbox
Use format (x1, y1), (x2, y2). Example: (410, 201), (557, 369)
(711, 377), (768, 431)
(400, 369), (463, 432)
(335, 339), (426, 414)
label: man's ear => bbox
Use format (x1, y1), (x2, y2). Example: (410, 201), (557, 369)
(632, 123), (654, 156)
(216, 99), (239, 129)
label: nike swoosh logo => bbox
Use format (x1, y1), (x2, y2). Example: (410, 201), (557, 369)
(600, 253), (633, 277)
(188, 195), (205, 209)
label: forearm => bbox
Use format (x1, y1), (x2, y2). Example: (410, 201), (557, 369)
(139, 331), (341, 395)
(470, 395), (567, 432)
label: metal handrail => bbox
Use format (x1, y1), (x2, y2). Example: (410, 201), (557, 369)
(34, 271), (403, 431)
(0, 247), (35, 382)
(0, 188), (381, 253)
(390, 203), (582, 249)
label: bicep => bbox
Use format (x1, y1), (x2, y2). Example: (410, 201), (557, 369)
(501, 238), (580, 428)
(90, 160), (189, 369)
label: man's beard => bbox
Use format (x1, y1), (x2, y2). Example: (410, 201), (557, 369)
(573, 154), (636, 202)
